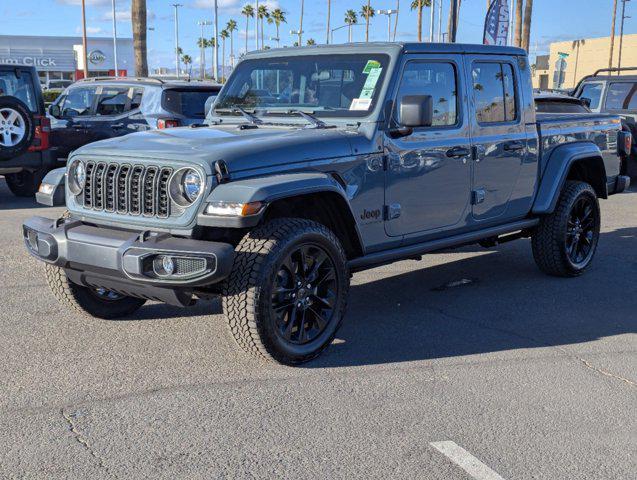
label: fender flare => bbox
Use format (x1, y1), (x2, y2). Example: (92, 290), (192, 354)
(35, 167), (66, 207)
(197, 171), (358, 229)
(532, 142), (607, 215)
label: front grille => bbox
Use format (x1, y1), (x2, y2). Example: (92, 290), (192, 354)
(80, 161), (173, 218)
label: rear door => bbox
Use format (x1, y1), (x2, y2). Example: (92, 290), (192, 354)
(466, 56), (529, 221)
(50, 86), (98, 158)
(384, 54), (472, 237)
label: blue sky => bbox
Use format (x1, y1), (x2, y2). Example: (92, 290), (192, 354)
(1, 0), (634, 69)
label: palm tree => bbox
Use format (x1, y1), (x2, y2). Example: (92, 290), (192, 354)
(393, 0), (400, 41)
(220, 29), (229, 82)
(514, 0), (523, 47)
(181, 54), (192, 78)
(227, 19), (238, 68)
(307, 38), (316, 45)
(208, 37), (217, 78)
(345, 9), (358, 43)
(197, 38), (208, 79)
(572, 39), (585, 87)
(609, 0), (619, 69)
(257, 5), (269, 49)
(361, 2), (375, 42)
(521, 0), (533, 52)
(241, 4), (254, 54)
(411, 1), (431, 43)
(267, 8), (287, 48)
(131, 0), (148, 76)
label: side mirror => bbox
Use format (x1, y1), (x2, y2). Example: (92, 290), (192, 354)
(580, 97), (592, 109)
(48, 104), (61, 117)
(399, 95), (434, 128)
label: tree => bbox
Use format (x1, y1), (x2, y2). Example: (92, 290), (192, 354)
(227, 19), (238, 68)
(220, 29), (229, 82)
(345, 9), (358, 43)
(181, 54), (192, 78)
(257, 5), (269, 49)
(131, 0), (148, 76)
(197, 38), (208, 79)
(411, 1), (432, 43)
(241, 4), (254, 54)
(208, 38), (217, 79)
(514, 0), (523, 47)
(609, 0), (619, 69)
(360, 2), (375, 42)
(572, 39), (585, 87)
(521, 0), (533, 52)
(393, 0), (400, 41)
(307, 38), (316, 45)
(267, 8), (287, 48)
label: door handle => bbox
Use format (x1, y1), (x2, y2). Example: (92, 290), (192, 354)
(503, 141), (526, 151)
(446, 146), (471, 158)
(71, 124), (84, 130)
(111, 123), (125, 129)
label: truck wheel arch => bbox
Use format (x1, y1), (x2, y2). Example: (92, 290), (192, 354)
(532, 143), (608, 215)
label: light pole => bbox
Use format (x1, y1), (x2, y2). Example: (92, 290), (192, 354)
(299, 0), (305, 46)
(376, 10), (397, 42)
(198, 20), (211, 80)
(213, 0), (218, 82)
(111, 0), (119, 77)
(450, 0), (458, 43)
(330, 24), (363, 43)
(429, 0), (435, 42)
(437, 0), (443, 42)
(618, 0), (631, 72)
(290, 30), (304, 46)
(172, 3), (183, 79)
(81, 0), (88, 79)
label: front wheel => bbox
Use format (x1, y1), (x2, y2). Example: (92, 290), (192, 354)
(5, 169), (44, 197)
(222, 218), (350, 365)
(44, 264), (146, 319)
(532, 181), (601, 277)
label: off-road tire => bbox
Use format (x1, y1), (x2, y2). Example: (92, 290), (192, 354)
(532, 181), (601, 277)
(222, 218), (350, 365)
(5, 169), (44, 197)
(0, 96), (35, 160)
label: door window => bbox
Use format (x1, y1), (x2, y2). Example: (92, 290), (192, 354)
(578, 82), (603, 110)
(0, 70), (38, 112)
(95, 87), (132, 116)
(472, 62), (518, 124)
(61, 87), (96, 117)
(394, 61), (458, 127)
(605, 82), (637, 110)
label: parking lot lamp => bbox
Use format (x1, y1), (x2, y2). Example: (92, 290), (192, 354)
(376, 10), (397, 42)
(111, 0), (119, 77)
(81, 0), (88, 79)
(172, 3), (183, 79)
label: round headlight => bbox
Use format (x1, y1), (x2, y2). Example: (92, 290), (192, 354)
(182, 169), (202, 203)
(68, 160), (86, 195)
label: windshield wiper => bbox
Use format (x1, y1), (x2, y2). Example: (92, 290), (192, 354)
(213, 107), (262, 125)
(286, 109), (332, 129)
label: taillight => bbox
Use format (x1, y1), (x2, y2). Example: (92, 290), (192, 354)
(28, 115), (51, 151)
(625, 132), (632, 153)
(157, 118), (180, 129)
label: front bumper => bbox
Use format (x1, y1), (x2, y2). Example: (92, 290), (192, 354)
(23, 216), (235, 306)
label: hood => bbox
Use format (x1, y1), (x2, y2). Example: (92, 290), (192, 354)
(73, 124), (360, 173)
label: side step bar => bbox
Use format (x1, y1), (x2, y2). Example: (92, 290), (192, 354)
(348, 219), (539, 272)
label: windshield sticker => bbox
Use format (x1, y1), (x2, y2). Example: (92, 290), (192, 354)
(360, 67), (382, 99)
(363, 60), (381, 74)
(350, 98), (372, 111)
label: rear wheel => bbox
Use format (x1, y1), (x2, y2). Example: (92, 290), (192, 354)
(0, 96), (34, 160)
(222, 218), (350, 365)
(44, 264), (146, 319)
(532, 181), (601, 277)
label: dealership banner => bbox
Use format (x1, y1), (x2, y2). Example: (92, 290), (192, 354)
(483, 0), (510, 46)
(0, 49), (76, 71)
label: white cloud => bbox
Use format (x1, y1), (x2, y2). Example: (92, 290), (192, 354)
(58, 0), (112, 6)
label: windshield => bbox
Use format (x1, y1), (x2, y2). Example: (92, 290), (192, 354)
(214, 54), (390, 118)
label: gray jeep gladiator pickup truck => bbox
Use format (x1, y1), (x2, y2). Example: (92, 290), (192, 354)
(23, 43), (631, 365)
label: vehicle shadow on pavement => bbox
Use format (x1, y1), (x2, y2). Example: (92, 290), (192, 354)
(306, 226), (637, 369)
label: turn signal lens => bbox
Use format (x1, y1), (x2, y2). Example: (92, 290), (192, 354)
(38, 183), (55, 195)
(205, 201), (264, 217)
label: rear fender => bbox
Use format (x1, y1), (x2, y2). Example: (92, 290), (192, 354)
(532, 143), (607, 215)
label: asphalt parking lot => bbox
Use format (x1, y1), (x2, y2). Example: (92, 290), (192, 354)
(0, 177), (635, 480)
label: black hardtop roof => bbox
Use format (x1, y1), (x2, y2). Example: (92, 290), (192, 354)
(244, 42), (526, 58)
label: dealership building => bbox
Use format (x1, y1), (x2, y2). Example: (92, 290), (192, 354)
(0, 35), (134, 83)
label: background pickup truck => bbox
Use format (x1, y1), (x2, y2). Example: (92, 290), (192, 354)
(24, 43), (631, 365)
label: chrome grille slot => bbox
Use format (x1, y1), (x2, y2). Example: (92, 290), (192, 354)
(80, 162), (174, 218)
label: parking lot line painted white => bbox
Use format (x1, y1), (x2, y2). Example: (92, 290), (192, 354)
(430, 441), (506, 480)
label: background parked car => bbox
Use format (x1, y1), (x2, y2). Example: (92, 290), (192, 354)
(48, 77), (221, 159)
(573, 67), (637, 178)
(0, 64), (57, 197)
(534, 91), (591, 114)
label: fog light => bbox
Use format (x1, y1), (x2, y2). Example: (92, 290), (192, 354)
(153, 255), (175, 276)
(27, 229), (39, 252)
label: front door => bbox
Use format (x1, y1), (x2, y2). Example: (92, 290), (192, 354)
(384, 55), (472, 237)
(50, 86), (97, 158)
(466, 57), (528, 221)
